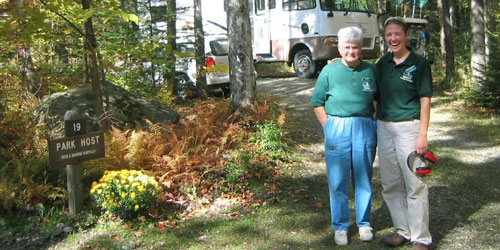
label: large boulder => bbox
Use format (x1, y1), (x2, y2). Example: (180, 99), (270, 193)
(37, 81), (180, 136)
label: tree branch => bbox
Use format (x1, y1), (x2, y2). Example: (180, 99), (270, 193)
(38, 0), (93, 47)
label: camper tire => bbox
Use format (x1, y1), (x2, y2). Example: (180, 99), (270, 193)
(293, 49), (316, 79)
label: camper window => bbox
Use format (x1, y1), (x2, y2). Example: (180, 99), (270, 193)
(283, 0), (316, 11)
(269, 0), (276, 9)
(320, 0), (346, 10)
(256, 0), (265, 11)
(255, 0), (275, 14)
(320, 0), (376, 12)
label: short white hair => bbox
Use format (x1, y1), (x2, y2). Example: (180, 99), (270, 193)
(337, 26), (363, 45)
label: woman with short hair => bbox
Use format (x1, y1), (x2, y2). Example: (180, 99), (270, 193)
(310, 26), (378, 246)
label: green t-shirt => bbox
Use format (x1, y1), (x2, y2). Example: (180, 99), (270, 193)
(310, 60), (377, 117)
(375, 51), (433, 121)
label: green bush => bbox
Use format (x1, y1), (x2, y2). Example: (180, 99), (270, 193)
(90, 170), (159, 219)
(251, 120), (289, 160)
(223, 150), (251, 186)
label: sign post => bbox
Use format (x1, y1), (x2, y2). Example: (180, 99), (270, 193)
(65, 111), (84, 215)
(48, 110), (105, 215)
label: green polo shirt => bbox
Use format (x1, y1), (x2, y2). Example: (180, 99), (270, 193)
(310, 60), (377, 117)
(375, 51), (433, 121)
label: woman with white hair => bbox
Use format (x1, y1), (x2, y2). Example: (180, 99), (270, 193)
(310, 26), (378, 246)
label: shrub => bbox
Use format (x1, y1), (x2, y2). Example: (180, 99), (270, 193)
(251, 120), (289, 160)
(90, 170), (159, 219)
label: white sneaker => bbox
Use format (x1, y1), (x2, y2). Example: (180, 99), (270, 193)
(359, 226), (374, 242)
(334, 230), (348, 245)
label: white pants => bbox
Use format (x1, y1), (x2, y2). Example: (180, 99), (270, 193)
(377, 120), (432, 245)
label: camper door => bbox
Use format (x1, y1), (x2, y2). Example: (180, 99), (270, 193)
(252, 0), (271, 55)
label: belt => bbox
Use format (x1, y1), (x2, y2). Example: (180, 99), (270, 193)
(378, 118), (419, 122)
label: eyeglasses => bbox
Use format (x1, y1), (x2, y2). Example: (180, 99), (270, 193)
(341, 46), (360, 52)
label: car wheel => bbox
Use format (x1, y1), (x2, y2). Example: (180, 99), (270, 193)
(293, 49), (316, 79)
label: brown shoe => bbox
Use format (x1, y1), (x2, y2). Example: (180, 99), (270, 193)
(384, 234), (409, 247)
(413, 242), (429, 250)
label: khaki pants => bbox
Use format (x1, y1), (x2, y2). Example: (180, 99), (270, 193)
(377, 120), (432, 245)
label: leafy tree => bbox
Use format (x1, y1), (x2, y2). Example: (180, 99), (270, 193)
(81, 0), (106, 129)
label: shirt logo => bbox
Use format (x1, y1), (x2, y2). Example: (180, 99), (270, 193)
(361, 77), (373, 92)
(400, 65), (417, 83)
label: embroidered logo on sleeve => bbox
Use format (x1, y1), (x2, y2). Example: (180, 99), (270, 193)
(361, 77), (373, 92)
(400, 65), (417, 82)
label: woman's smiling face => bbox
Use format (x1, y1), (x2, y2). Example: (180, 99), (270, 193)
(339, 41), (362, 66)
(384, 23), (409, 54)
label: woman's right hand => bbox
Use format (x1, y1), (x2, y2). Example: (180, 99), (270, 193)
(328, 57), (341, 64)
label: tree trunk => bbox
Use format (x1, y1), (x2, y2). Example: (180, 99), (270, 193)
(194, 0), (208, 98)
(377, 0), (385, 54)
(82, 0), (106, 130)
(449, 0), (458, 27)
(14, 0), (40, 95)
(20, 48), (40, 94)
(438, 0), (455, 79)
(225, 0), (256, 118)
(147, 0), (157, 87)
(164, 0), (177, 96)
(483, 0), (495, 62)
(470, 0), (485, 84)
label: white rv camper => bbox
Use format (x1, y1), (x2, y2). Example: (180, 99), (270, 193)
(248, 0), (380, 78)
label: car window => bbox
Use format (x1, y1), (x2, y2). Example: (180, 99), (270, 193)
(209, 40), (228, 56)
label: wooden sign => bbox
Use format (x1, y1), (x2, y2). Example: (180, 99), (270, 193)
(64, 118), (87, 137)
(49, 131), (105, 166)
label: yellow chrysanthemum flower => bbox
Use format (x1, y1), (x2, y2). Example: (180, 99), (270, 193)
(130, 192), (136, 199)
(134, 204), (139, 211)
(121, 193), (127, 198)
